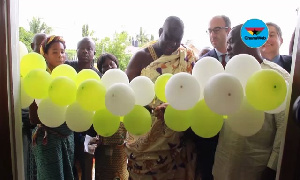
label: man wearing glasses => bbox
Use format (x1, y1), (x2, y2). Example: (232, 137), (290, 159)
(195, 15), (231, 180)
(259, 22), (292, 73)
(200, 15), (231, 68)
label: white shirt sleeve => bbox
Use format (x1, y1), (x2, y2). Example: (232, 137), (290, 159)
(267, 110), (286, 170)
(84, 134), (93, 153)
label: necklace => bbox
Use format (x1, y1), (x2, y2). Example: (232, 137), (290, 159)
(148, 45), (158, 60)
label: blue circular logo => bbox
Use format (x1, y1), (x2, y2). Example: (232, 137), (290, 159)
(241, 19), (268, 48)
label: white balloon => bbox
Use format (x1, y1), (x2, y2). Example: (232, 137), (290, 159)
(165, 72), (200, 110)
(265, 81), (289, 114)
(226, 97), (265, 136)
(192, 57), (224, 100)
(21, 78), (34, 108)
(129, 76), (155, 106)
(35, 99), (42, 106)
(105, 83), (135, 116)
(101, 69), (129, 89)
(225, 54), (261, 90)
(19, 41), (28, 60)
(37, 98), (67, 127)
(65, 102), (94, 132)
(204, 73), (243, 115)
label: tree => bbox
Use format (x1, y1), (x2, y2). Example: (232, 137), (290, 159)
(151, 34), (155, 41)
(19, 17), (53, 52)
(29, 17), (53, 34)
(136, 27), (150, 47)
(19, 27), (34, 52)
(65, 49), (77, 60)
(95, 31), (131, 71)
(82, 24), (98, 42)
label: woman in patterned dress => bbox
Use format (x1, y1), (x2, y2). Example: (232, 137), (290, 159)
(29, 35), (75, 180)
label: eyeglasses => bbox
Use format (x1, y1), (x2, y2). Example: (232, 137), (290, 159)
(206, 27), (229, 34)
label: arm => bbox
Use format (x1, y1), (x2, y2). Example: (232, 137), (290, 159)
(261, 110), (286, 180)
(268, 111), (286, 170)
(84, 134), (99, 154)
(29, 100), (41, 125)
(126, 50), (148, 82)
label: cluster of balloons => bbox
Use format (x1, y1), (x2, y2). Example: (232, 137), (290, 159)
(20, 42), (287, 139)
(155, 54), (287, 137)
(20, 50), (155, 137)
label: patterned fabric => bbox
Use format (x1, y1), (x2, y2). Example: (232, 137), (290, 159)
(95, 123), (128, 180)
(141, 45), (195, 83)
(33, 123), (74, 180)
(125, 45), (197, 180)
(22, 108), (37, 180)
(32, 67), (75, 180)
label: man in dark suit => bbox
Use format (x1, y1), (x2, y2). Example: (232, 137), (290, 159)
(194, 15), (231, 180)
(260, 22), (292, 73)
(200, 15), (231, 68)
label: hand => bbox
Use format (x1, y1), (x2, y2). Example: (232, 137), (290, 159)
(29, 100), (41, 125)
(88, 135), (100, 145)
(87, 136), (99, 154)
(88, 144), (97, 154)
(154, 103), (168, 120)
(261, 167), (276, 180)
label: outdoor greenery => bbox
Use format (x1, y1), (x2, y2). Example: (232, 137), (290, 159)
(82, 24), (98, 42)
(19, 27), (33, 52)
(29, 17), (53, 34)
(19, 17), (154, 71)
(94, 31), (131, 71)
(19, 17), (52, 52)
(65, 49), (77, 60)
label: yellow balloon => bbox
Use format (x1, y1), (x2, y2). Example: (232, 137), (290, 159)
(20, 52), (46, 77)
(76, 69), (101, 87)
(77, 79), (106, 111)
(51, 64), (77, 81)
(48, 76), (77, 106)
(154, 73), (172, 102)
(23, 69), (52, 99)
(245, 69), (287, 111)
(190, 100), (224, 138)
(93, 108), (120, 137)
(123, 105), (152, 136)
(164, 105), (191, 131)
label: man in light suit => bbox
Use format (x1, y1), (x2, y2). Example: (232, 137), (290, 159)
(259, 22), (292, 73)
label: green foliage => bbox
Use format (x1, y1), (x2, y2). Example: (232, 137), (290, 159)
(82, 24), (93, 37)
(65, 49), (77, 60)
(151, 34), (154, 41)
(135, 27), (152, 47)
(19, 16), (53, 52)
(19, 27), (34, 52)
(29, 17), (53, 34)
(95, 31), (131, 71)
(82, 24), (98, 42)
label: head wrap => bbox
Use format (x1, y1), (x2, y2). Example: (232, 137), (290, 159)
(40, 35), (66, 56)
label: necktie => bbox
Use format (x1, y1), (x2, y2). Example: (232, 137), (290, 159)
(221, 54), (227, 68)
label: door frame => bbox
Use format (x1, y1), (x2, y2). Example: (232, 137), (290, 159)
(0, 0), (24, 179)
(1, 0), (300, 179)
